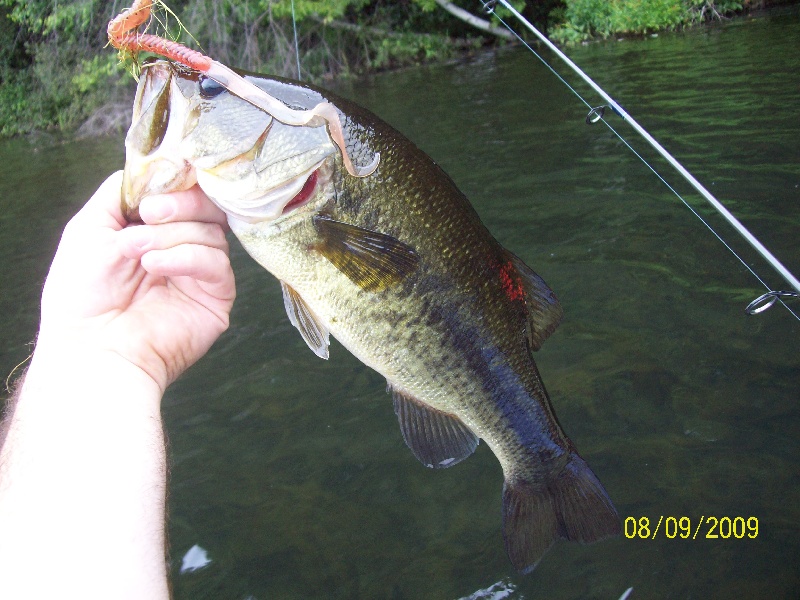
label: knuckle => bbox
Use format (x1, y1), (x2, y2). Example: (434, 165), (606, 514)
(212, 224), (228, 247)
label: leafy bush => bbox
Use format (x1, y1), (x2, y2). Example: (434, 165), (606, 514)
(0, 0), (127, 135)
(549, 0), (746, 44)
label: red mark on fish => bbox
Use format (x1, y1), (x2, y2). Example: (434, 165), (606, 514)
(497, 260), (526, 303)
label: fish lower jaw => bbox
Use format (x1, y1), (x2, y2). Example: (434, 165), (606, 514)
(198, 161), (328, 225)
(123, 156), (196, 214)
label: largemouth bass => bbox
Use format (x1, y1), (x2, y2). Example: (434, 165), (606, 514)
(122, 59), (620, 572)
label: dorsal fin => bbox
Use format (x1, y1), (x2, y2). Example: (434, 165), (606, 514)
(312, 214), (419, 292)
(281, 281), (330, 359)
(389, 384), (479, 469)
(507, 253), (563, 352)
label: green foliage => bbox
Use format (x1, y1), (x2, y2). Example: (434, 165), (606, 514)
(72, 54), (122, 94)
(42, 1), (95, 36)
(153, 0), (469, 82)
(0, 74), (41, 137)
(686, 0), (744, 24)
(0, 0), (124, 135)
(269, 0), (371, 21)
(368, 31), (455, 70)
(0, 0), (751, 136)
(549, 0), (746, 44)
(1, 0), (488, 135)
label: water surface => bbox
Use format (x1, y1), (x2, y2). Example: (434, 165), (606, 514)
(1, 7), (798, 599)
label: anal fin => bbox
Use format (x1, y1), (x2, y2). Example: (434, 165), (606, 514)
(281, 281), (330, 359)
(502, 453), (621, 573)
(389, 384), (479, 469)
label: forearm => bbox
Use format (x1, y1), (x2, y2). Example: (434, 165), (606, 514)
(0, 174), (233, 598)
(0, 339), (170, 599)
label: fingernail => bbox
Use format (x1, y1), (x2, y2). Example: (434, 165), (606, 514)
(139, 195), (175, 223)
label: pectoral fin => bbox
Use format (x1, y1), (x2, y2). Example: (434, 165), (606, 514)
(508, 253), (563, 351)
(313, 214), (419, 292)
(281, 281), (330, 359)
(389, 384), (479, 469)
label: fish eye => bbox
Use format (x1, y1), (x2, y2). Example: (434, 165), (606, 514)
(199, 76), (226, 99)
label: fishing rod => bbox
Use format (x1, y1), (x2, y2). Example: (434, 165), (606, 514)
(480, 0), (800, 318)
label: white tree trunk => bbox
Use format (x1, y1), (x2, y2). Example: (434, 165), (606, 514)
(435, 0), (515, 40)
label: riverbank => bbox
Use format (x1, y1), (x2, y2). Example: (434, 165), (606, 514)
(549, 0), (799, 44)
(1, 0), (794, 139)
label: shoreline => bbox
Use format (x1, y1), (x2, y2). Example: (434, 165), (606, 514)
(3, 2), (797, 142)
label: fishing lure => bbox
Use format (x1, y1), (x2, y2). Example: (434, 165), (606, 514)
(108, 0), (379, 179)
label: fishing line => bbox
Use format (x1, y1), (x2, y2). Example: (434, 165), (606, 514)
(4, 350), (32, 393)
(479, 0), (799, 320)
(599, 113), (799, 319)
(291, 0), (302, 80)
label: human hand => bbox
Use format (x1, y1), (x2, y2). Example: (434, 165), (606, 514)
(0, 170), (227, 597)
(37, 170), (235, 393)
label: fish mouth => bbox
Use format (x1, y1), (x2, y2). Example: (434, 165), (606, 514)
(122, 156), (196, 221)
(197, 159), (328, 224)
(121, 58), (335, 224)
(121, 61), (197, 221)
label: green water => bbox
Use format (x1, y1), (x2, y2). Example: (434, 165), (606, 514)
(1, 7), (799, 599)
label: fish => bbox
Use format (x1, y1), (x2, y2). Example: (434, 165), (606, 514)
(121, 59), (621, 572)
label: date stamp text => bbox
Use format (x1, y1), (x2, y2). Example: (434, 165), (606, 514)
(624, 516), (758, 540)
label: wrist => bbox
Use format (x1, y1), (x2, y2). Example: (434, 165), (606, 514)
(23, 331), (164, 413)
(31, 321), (170, 396)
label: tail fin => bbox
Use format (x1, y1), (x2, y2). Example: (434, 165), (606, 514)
(502, 453), (621, 574)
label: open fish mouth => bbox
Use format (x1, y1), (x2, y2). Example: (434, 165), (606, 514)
(197, 159), (328, 224)
(120, 59), (338, 223)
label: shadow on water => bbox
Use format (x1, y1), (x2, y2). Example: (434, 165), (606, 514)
(1, 6), (798, 600)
